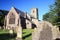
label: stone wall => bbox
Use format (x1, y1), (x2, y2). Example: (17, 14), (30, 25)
(26, 19), (32, 28)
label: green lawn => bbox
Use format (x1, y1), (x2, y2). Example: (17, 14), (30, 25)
(0, 29), (33, 40)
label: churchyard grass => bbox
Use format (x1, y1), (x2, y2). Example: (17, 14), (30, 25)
(23, 29), (33, 40)
(0, 29), (33, 40)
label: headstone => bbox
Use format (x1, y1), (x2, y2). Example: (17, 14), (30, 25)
(9, 29), (14, 37)
(32, 21), (53, 40)
(0, 26), (1, 29)
(32, 28), (40, 40)
(52, 26), (59, 39)
(40, 24), (53, 40)
(16, 26), (22, 40)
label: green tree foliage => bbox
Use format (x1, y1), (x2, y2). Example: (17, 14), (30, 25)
(0, 10), (8, 26)
(43, 0), (60, 25)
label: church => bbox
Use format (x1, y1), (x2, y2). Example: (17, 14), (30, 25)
(4, 7), (40, 29)
(3, 7), (60, 40)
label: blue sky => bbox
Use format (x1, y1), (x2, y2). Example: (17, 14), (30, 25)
(0, 0), (55, 20)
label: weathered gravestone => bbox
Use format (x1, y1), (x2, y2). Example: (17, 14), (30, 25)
(40, 24), (53, 40)
(32, 21), (53, 40)
(9, 29), (14, 37)
(52, 26), (59, 40)
(8, 26), (22, 40)
(9, 27), (14, 37)
(16, 26), (22, 40)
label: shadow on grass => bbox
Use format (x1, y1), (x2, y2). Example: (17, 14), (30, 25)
(23, 32), (26, 34)
(23, 33), (32, 40)
(0, 33), (16, 40)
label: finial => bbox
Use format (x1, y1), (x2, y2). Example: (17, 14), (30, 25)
(11, 0), (14, 7)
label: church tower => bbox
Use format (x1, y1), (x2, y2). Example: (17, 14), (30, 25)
(31, 8), (38, 19)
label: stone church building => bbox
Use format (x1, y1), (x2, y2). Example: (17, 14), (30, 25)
(4, 7), (60, 40)
(4, 7), (40, 29)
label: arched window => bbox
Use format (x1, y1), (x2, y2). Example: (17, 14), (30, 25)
(33, 10), (35, 13)
(9, 13), (15, 24)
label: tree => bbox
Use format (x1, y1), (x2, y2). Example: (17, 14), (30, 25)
(43, 0), (60, 25)
(0, 10), (8, 27)
(55, 0), (60, 25)
(43, 11), (57, 25)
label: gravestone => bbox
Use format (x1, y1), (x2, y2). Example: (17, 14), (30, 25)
(16, 26), (22, 40)
(8, 26), (22, 40)
(52, 26), (59, 39)
(0, 26), (1, 29)
(40, 24), (53, 40)
(32, 28), (40, 40)
(9, 29), (14, 37)
(32, 21), (53, 40)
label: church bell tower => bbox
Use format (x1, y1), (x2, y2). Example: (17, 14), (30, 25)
(31, 8), (38, 19)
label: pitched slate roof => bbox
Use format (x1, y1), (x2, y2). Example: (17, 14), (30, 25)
(12, 7), (26, 18)
(12, 7), (32, 20)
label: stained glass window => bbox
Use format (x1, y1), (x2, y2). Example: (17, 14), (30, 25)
(9, 13), (15, 24)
